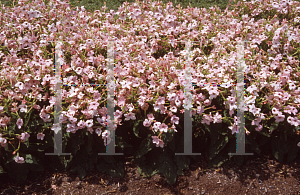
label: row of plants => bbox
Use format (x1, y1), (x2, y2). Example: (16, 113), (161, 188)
(0, 0), (300, 184)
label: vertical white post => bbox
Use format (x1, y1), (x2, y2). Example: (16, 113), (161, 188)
(175, 40), (201, 155)
(228, 40), (253, 156)
(98, 39), (123, 155)
(46, 41), (71, 156)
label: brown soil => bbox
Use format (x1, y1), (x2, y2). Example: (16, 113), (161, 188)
(1, 153), (300, 195)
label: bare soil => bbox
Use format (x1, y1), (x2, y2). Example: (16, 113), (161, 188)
(1, 152), (300, 195)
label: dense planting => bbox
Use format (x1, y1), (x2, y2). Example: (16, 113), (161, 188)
(0, 0), (300, 184)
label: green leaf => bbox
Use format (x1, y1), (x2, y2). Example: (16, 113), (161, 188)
(271, 136), (290, 163)
(245, 135), (261, 155)
(136, 151), (159, 178)
(133, 119), (142, 138)
(4, 162), (29, 184)
(0, 165), (6, 174)
(134, 134), (154, 158)
(208, 135), (229, 160)
(158, 151), (177, 185)
(138, 164), (159, 178)
(286, 139), (299, 163)
(269, 122), (279, 133)
(208, 151), (230, 169)
(96, 160), (124, 178)
(28, 163), (44, 172)
(25, 154), (35, 164)
(174, 155), (190, 176)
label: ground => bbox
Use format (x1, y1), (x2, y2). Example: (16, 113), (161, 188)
(1, 152), (300, 195)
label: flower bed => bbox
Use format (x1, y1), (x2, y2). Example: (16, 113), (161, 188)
(0, 0), (300, 184)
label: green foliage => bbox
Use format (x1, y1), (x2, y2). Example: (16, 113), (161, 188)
(271, 127), (300, 163)
(96, 156), (124, 178)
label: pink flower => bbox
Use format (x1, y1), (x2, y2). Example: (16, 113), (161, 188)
(0, 135), (7, 147)
(159, 123), (169, 133)
(16, 118), (23, 129)
(18, 132), (30, 142)
(77, 120), (86, 129)
(97, 117), (106, 126)
(93, 92), (101, 101)
(147, 114), (155, 121)
(66, 123), (78, 133)
(208, 87), (219, 100)
(287, 116), (300, 126)
(246, 84), (258, 95)
(284, 105), (298, 115)
(124, 112), (136, 121)
(272, 107), (280, 115)
(213, 112), (222, 123)
(248, 104), (261, 116)
(87, 127), (94, 134)
(68, 116), (77, 123)
(143, 119), (152, 127)
(255, 125), (263, 131)
(98, 107), (107, 116)
(88, 101), (99, 110)
(153, 102), (161, 112)
(37, 133), (45, 140)
(85, 119), (93, 128)
(75, 67), (83, 75)
(115, 110), (123, 119)
(14, 156), (25, 164)
(175, 97), (181, 107)
(15, 82), (24, 90)
(156, 96), (165, 105)
(274, 112), (285, 122)
(95, 128), (102, 136)
(152, 121), (161, 132)
(19, 104), (27, 113)
(102, 130), (110, 138)
(197, 105), (205, 115)
(204, 99), (211, 106)
(170, 106), (177, 113)
(201, 113), (213, 125)
(171, 115), (179, 125)
(151, 136), (164, 148)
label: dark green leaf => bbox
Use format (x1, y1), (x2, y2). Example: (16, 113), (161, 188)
(245, 135), (261, 155)
(25, 154), (35, 164)
(4, 162), (29, 184)
(269, 122), (279, 133)
(28, 163), (44, 172)
(0, 165), (6, 173)
(174, 155), (190, 176)
(271, 136), (290, 163)
(133, 119), (142, 138)
(158, 151), (177, 185)
(96, 160), (124, 178)
(134, 134), (154, 158)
